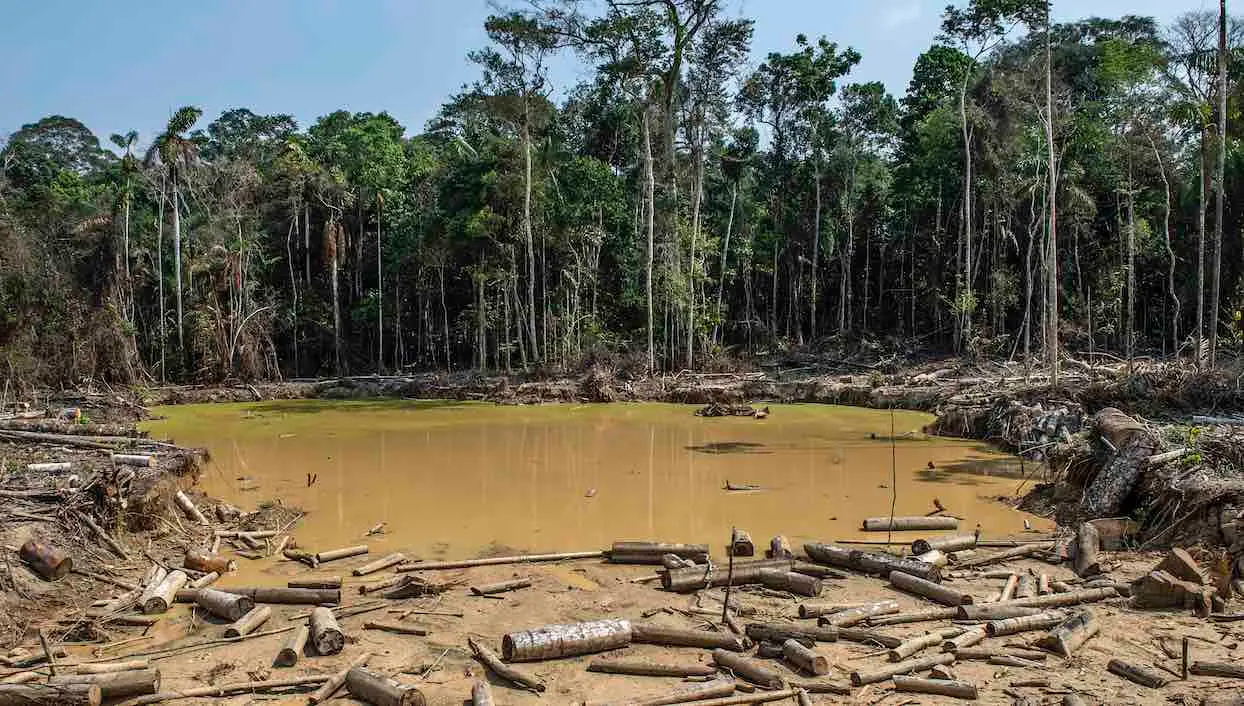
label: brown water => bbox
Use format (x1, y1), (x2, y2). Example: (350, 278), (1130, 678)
(145, 401), (1051, 559)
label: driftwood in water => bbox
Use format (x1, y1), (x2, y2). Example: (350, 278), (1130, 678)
(1073, 522), (1101, 577)
(344, 667), (426, 706)
(587, 658), (717, 677)
(1107, 659), (1169, 688)
(745, 623), (837, 644)
(142, 570), (187, 614)
(274, 625), (309, 667)
(19, 539), (71, 581)
(893, 675), (978, 700)
(1191, 661), (1244, 679)
(502, 619), (631, 661)
(397, 551), (603, 571)
(782, 639), (828, 675)
(767, 536), (793, 559)
(1083, 408), (1160, 516)
(470, 578), (531, 596)
(986, 611), (1068, 637)
(889, 570), (972, 606)
(49, 669), (160, 699)
(193, 588), (254, 622)
(912, 534), (977, 555)
(470, 680), (494, 706)
(315, 545), (368, 563)
(1035, 609), (1099, 656)
(821, 600), (899, 627)
(352, 552), (405, 576)
(309, 652), (370, 704)
(184, 551), (234, 575)
(630, 623), (746, 651)
(610, 542), (709, 565)
(467, 638), (543, 692)
(224, 606), (271, 637)
(863, 516), (958, 532)
(850, 653), (955, 686)
(310, 607), (344, 655)
(172, 491), (208, 525)
(711, 649), (783, 689)
(0, 684), (100, 705)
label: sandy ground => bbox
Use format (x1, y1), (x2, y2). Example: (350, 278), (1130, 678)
(58, 546), (1241, 706)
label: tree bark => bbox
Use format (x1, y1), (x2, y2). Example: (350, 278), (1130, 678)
(1211, 0), (1228, 367)
(643, 107), (656, 372)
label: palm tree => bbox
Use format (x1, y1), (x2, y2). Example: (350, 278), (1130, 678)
(146, 106), (202, 351)
(110, 130), (139, 323)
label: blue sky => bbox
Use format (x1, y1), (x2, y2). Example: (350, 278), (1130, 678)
(0, 0), (1217, 148)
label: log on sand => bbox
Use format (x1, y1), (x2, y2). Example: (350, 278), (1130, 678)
(912, 534), (977, 555)
(889, 627), (963, 662)
(309, 653), (370, 704)
(363, 621), (428, 636)
(756, 569), (821, 597)
(0, 684), (100, 705)
(986, 611), (1068, 637)
(48, 670), (159, 699)
(863, 516), (959, 532)
(1190, 662), (1244, 679)
(952, 648), (1047, 662)
(1035, 609), (1099, 657)
(70, 660), (149, 675)
(1107, 659), (1169, 688)
(502, 619), (631, 661)
(584, 680), (735, 706)
(711, 649), (783, 689)
(470, 578), (531, 596)
(1083, 407), (1160, 517)
(955, 543), (1051, 569)
(868, 607), (958, 627)
(890, 570), (972, 606)
(893, 675), (978, 700)
(850, 653), (955, 686)
(587, 658), (717, 678)
(193, 588), (254, 622)
(345, 667), (425, 706)
(274, 625), (309, 667)
(142, 570), (187, 614)
(114, 676), (328, 706)
(289, 577), (342, 590)
(467, 638), (543, 692)
(956, 604), (1044, 621)
(397, 551), (603, 571)
(310, 607), (344, 655)
(782, 639), (829, 675)
(631, 624), (747, 651)
(471, 680), (494, 706)
(745, 623), (838, 644)
(179, 587), (341, 605)
(224, 606), (271, 638)
(187, 572), (218, 590)
(821, 600), (899, 627)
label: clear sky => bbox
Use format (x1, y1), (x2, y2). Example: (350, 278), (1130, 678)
(0, 0), (1218, 148)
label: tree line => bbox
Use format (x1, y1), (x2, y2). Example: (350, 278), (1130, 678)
(0, 0), (1238, 386)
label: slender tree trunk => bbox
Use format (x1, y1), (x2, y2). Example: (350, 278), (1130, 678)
(304, 203), (310, 286)
(1149, 134), (1179, 356)
(1211, 0), (1228, 367)
(687, 117), (704, 369)
(439, 264), (450, 369)
(377, 195), (383, 372)
(122, 185), (132, 322)
(1198, 129), (1208, 366)
(959, 72), (974, 351)
(1127, 160), (1136, 364)
(288, 216), (299, 376)
(811, 166), (821, 341)
(643, 107), (656, 372)
(522, 115), (540, 362)
(172, 171), (184, 351)
(715, 182), (737, 344)
(1044, 10), (1059, 383)
(156, 177), (167, 382)
(330, 224), (342, 375)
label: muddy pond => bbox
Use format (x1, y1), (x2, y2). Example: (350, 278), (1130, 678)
(145, 401), (1051, 560)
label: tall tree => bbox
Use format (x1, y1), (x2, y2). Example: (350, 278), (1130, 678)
(148, 106), (203, 353)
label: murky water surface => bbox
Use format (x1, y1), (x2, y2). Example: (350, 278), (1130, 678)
(145, 401), (1050, 558)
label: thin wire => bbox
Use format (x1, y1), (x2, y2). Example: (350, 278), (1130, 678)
(887, 406), (897, 549)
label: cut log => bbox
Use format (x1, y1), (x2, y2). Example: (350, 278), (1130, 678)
(363, 621), (428, 636)
(1015, 575), (1036, 599)
(18, 539), (71, 581)
(470, 578), (531, 596)
(888, 628), (961, 662)
(274, 625), (309, 667)
(142, 570), (187, 614)
(914, 549), (948, 567)
(309, 652), (370, 704)
(782, 639), (828, 675)
(588, 658), (716, 678)
(315, 545), (368, 563)
(214, 530), (278, 539)
(661, 562), (789, 592)
(610, 542), (709, 565)
(1034, 609), (1099, 656)
(943, 627), (987, 651)
(912, 534), (977, 555)
(1156, 548), (1210, 585)
(661, 554), (694, 570)
(187, 572), (218, 590)
(1073, 522), (1101, 578)
(837, 628), (903, 649)
(1107, 659), (1169, 688)
(790, 561), (849, 579)
(868, 607), (958, 627)
(767, 536), (793, 559)
(0, 684), (100, 705)
(397, 551), (603, 571)
(631, 623), (747, 651)
(1038, 574), (1051, 595)
(756, 569), (821, 597)
(822, 600), (900, 627)
(801, 543), (854, 569)
(310, 607), (344, 655)
(183, 551), (234, 575)
(503, 619), (630, 662)
(893, 675), (978, 700)
(1083, 408), (1160, 516)
(224, 606), (271, 637)
(730, 529), (755, 557)
(1191, 662), (1244, 679)
(986, 611), (1068, 637)
(851, 550), (942, 582)
(289, 577), (342, 590)
(136, 567), (167, 613)
(977, 586), (1117, 611)
(584, 680), (735, 706)
(850, 653), (956, 686)
(27, 462), (73, 472)
(467, 638), (543, 692)
(952, 648), (1047, 662)
(70, 660), (149, 675)
(172, 491), (208, 525)
(193, 588), (254, 622)
(956, 543), (1051, 569)
(352, 552), (405, 576)
(890, 570), (973, 606)
(745, 623), (837, 644)
(359, 576), (406, 595)
(344, 667), (425, 706)
(49, 669), (160, 699)
(1131, 570), (1214, 617)
(711, 649), (783, 688)
(180, 587), (340, 605)
(470, 680), (493, 706)
(112, 454), (154, 467)
(999, 574), (1019, 601)
(797, 602), (861, 619)
(863, 516), (959, 531)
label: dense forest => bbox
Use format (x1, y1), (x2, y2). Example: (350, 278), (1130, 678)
(0, 0), (1240, 386)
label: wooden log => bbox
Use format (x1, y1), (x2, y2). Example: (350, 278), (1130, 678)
(112, 676), (329, 706)
(470, 680), (493, 706)
(18, 539), (71, 581)
(851, 550), (943, 582)
(77, 513), (127, 560)
(987, 611), (1067, 636)
(754, 640), (785, 658)
(82, 612), (160, 626)
(782, 639), (828, 675)
(745, 623), (837, 644)
(999, 574), (1019, 601)
(6, 647), (67, 669)
(1083, 407), (1160, 517)
(181, 587), (341, 605)
(587, 658), (717, 677)
(767, 536), (793, 559)
(956, 543), (1051, 569)
(943, 627), (987, 651)
(310, 607), (344, 655)
(796, 602), (860, 619)
(790, 561), (848, 580)
(224, 606), (271, 637)
(315, 545), (368, 563)
(183, 551), (234, 575)
(1191, 662), (1244, 679)
(889, 628), (962, 661)
(952, 648), (1047, 662)
(912, 534), (977, 555)
(470, 578), (531, 596)
(1107, 659), (1169, 688)
(359, 576), (406, 595)
(309, 652), (370, 704)
(213, 530), (279, 539)
(631, 623), (747, 651)
(957, 604), (1044, 621)
(187, 572), (218, 590)
(1038, 574), (1051, 595)
(142, 570), (187, 614)
(136, 567), (167, 614)
(1062, 695), (1088, 706)
(987, 654), (1044, 668)
(363, 621), (428, 636)
(645, 691), (795, 706)
(756, 569), (821, 597)
(893, 675), (977, 700)
(345, 667), (425, 706)
(868, 607), (958, 627)
(1034, 609), (1099, 656)
(351, 552), (405, 576)
(0, 684), (100, 705)
(661, 554), (695, 569)
(467, 638), (543, 692)
(113, 454), (154, 468)
(0, 673), (39, 685)
(711, 649), (783, 688)
(584, 680), (735, 706)
(193, 588), (254, 622)
(1073, 522), (1101, 577)
(914, 549), (948, 567)
(786, 678), (851, 695)
(1005, 586), (1117, 609)
(289, 577), (342, 589)
(398, 550), (603, 571)
(850, 653), (955, 686)
(822, 600), (900, 627)
(837, 628), (903, 649)
(274, 625), (308, 667)
(49, 669), (160, 699)
(662, 565), (766, 592)
(27, 462), (73, 472)
(730, 529), (755, 557)
(502, 619), (631, 661)
(609, 542), (709, 565)
(172, 491), (208, 525)
(863, 516), (959, 531)
(71, 660), (150, 675)
(890, 570), (973, 606)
